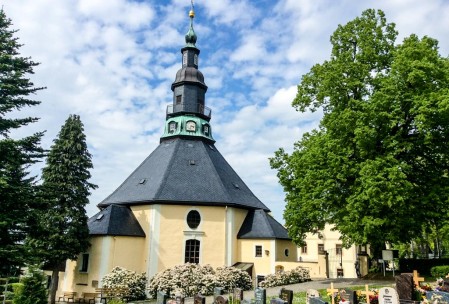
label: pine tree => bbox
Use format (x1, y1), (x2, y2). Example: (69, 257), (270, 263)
(28, 114), (97, 304)
(0, 9), (44, 277)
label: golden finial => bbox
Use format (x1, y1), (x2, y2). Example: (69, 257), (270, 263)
(189, 0), (195, 18)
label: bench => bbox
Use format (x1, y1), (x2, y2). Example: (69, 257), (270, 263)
(96, 287), (130, 303)
(58, 291), (76, 302)
(75, 292), (101, 303)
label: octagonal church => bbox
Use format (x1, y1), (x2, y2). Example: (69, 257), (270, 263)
(57, 5), (342, 296)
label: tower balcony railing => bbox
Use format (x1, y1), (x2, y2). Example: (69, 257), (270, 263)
(166, 103), (212, 119)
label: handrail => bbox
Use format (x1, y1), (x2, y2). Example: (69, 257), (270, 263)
(166, 103), (211, 119)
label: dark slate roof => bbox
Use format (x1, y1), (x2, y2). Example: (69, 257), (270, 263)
(98, 138), (270, 211)
(172, 67), (207, 89)
(88, 205), (145, 237)
(237, 209), (291, 240)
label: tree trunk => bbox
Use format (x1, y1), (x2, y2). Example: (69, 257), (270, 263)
(48, 268), (59, 304)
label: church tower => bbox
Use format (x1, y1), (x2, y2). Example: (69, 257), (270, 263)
(161, 4), (213, 143)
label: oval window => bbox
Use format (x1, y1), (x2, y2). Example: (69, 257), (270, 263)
(187, 210), (201, 229)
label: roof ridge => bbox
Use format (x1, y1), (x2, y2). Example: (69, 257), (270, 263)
(201, 141), (232, 203)
(258, 210), (276, 238)
(99, 147), (161, 206)
(154, 139), (180, 199)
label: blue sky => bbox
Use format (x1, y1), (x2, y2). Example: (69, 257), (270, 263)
(3, 0), (449, 223)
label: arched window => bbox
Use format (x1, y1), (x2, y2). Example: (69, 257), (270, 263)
(185, 239), (200, 264)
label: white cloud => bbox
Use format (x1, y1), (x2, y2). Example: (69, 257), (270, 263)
(3, 0), (449, 224)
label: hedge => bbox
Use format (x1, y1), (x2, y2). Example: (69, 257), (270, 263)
(430, 266), (449, 278)
(398, 258), (449, 275)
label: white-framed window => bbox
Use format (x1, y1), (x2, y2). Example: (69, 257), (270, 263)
(301, 243), (308, 254)
(186, 210), (201, 229)
(318, 244), (324, 254)
(336, 244), (343, 255)
(185, 239), (200, 264)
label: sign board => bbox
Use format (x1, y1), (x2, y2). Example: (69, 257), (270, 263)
(382, 250), (398, 261)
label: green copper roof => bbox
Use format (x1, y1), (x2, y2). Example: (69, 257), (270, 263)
(161, 115), (214, 142)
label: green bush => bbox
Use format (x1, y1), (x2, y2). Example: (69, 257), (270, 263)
(430, 265), (449, 278)
(13, 266), (47, 304)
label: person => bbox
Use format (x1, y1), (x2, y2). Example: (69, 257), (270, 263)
(355, 260), (361, 278)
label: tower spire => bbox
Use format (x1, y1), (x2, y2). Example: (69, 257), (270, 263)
(161, 1), (214, 143)
(185, 0), (197, 47)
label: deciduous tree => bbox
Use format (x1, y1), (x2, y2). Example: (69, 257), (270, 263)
(271, 9), (449, 251)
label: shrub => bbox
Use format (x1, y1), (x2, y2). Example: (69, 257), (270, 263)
(101, 266), (147, 301)
(259, 266), (310, 288)
(13, 266), (47, 304)
(215, 266), (252, 292)
(431, 266), (449, 278)
(148, 263), (216, 298)
(148, 264), (252, 299)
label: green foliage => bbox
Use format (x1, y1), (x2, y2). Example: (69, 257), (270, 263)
(258, 266), (310, 288)
(0, 8), (44, 276)
(271, 9), (449, 248)
(26, 114), (96, 304)
(101, 266), (147, 301)
(13, 266), (47, 304)
(107, 300), (126, 304)
(430, 266), (449, 278)
(28, 114), (96, 264)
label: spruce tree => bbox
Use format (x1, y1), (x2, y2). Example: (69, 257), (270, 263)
(28, 114), (97, 304)
(0, 9), (44, 277)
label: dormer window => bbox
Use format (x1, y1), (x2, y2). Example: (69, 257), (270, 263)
(183, 52), (187, 66)
(202, 124), (210, 136)
(169, 122), (177, 133)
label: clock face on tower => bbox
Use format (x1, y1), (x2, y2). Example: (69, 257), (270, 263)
(186, 121), (196, 132)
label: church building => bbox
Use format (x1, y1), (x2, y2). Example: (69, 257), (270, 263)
(58, 5), (312, 296)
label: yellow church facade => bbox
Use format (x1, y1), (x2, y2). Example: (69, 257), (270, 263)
(59, 205), (304, 296)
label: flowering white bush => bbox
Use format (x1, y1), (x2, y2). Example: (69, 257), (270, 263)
(215, 266), (252, 292)
(148, 264), (252, 298)
(101, 266), (147, 301)
(259, 266), (310, 288)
